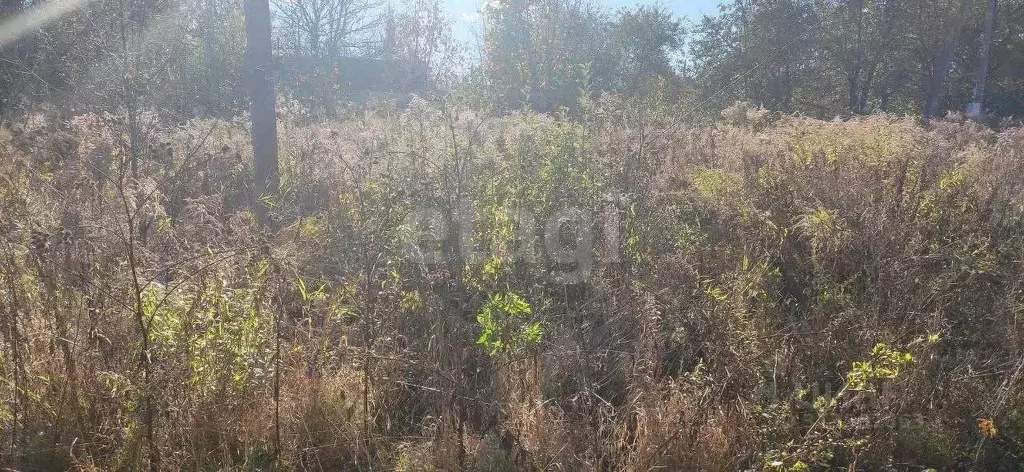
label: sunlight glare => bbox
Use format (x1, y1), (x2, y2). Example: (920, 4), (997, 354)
(0, 0), (95, 48)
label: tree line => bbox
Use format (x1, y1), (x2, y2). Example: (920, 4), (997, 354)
(0, 0), (1022, 120)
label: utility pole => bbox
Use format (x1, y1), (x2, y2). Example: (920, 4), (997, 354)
(244, 0), (280, 226)
(967, 0), (997, 117)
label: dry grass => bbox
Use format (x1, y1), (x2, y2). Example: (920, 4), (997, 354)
(0, 102), (1022, 470)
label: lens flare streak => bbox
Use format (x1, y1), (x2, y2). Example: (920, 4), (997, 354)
(0, 0), (95, 48)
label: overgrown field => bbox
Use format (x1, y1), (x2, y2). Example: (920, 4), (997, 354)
(1, 101), (1023, 470)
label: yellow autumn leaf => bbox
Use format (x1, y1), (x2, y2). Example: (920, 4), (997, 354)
(977, 418), (998, 438)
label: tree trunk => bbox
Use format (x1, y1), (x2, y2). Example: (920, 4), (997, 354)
(244, 0), (280, 226)
(848, 0), (865, 113)
(967, 0), (997, 116)
(924, 0), (973, 121)
(858, 61), (877, 113)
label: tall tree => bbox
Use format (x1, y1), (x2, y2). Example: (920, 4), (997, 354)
(177, 0), (248, 116)
(273, 0), (381, 58)
(244, 0), (280, 224)
(690, 0), (821, 114)
(820, 0), (895, 114)
(923, 0), (973, 121)
(481, 0), (685, 113)
(967, 0), (997, 116)
(378, 0), (457, 94)
(610, 5), (684, 95)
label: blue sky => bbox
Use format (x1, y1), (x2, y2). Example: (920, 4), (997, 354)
(446, 0), (724, 51)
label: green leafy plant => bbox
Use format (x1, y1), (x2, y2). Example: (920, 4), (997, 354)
(476, 292), (543, 357)
(847, 343), (915, 392)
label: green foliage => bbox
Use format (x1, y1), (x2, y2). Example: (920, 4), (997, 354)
(296, 276), (328, 304)
(147, 270), (275, 396)
(399, 290), (425, 312)
(847, 343), (915, 392)
(691, 168), (753, 219)
(690, 0), (1024, 117)
(481, 0), (685, 113)
(796, 207), (849, 264)
(476, 292), (543, 357)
